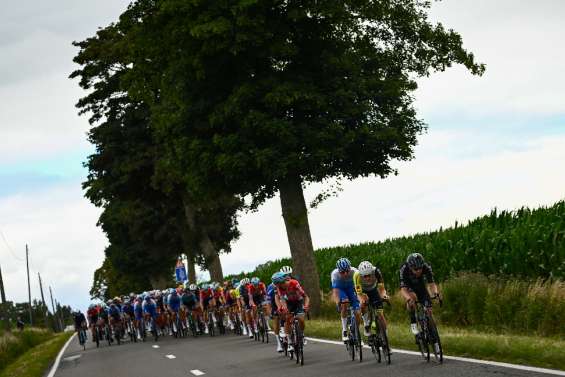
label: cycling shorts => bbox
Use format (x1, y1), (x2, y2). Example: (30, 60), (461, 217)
(336, 285), (360, 310)
(407, 285), (432, 308)
(286, 300), (305, 316)
(362, 289), (383, 310)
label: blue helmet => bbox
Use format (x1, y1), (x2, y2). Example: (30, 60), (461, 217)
(251, 277), (260, 286)
(271, 272), (286, 284)
(336, 257), (351, 272)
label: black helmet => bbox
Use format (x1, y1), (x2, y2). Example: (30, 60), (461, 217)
(406, 253), (425, 269)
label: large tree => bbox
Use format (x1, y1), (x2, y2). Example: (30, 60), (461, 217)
(71, 23), (241, 287)
(110, 0), (484, 313)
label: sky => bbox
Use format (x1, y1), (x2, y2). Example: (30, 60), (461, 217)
(1, 0), (564, 313)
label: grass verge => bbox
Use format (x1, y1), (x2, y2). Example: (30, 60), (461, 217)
(305, 319), (565, 371)
(0, 328), (53, 373)
(0, 331), (73, 377)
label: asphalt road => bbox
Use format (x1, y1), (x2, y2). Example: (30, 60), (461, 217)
(55, 331), (560, 377)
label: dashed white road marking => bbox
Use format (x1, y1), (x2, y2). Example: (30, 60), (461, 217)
(165, 354), (176, 359)
(63, 355), (82, 362)
(190, 370), (205, 376)
(152, 345), (160, 349)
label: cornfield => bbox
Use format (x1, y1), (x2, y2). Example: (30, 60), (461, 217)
(232, 200), (565, 291)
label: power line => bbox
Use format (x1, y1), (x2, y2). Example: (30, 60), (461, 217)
(0, 228), (24, 262)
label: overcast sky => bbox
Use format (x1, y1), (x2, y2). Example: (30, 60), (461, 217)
(1, 0), (564, 312)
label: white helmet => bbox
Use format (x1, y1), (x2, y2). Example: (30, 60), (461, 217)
(240, 278), (250, 285)
(358, 261), (376, 276)
(280, 266), (293, 275)
(189, 284), (198, 291)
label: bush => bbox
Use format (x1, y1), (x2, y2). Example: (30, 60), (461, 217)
(0, 328), (53, 373)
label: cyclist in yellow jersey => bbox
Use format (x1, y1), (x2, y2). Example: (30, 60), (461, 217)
(355, 261), (389, 337)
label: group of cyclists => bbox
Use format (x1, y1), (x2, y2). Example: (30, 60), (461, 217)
(73, 252), (442, 362)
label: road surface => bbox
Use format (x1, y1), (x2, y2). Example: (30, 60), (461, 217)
(54, 332), (561, 377)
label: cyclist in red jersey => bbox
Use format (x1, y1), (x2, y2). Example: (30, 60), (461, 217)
(272, 272), (310, 351)
(199, 283), (216, 334)
(248, 277), (269, 334)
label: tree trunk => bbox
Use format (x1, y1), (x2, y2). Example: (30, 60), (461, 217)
(186, 250), (197, 284)
(182, 196), (224, 282)
(279, 175), (321, 315)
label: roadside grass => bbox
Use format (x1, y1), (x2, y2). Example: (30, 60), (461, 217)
(305, 319), (565, 371)
(0, 331), (72, 377)
(0, 328), (53, 374)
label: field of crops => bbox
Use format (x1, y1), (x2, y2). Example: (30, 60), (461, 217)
(232, 200), (565, 290)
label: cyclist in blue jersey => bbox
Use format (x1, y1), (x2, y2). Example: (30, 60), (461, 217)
(267, 281), (284, 352)
(331, 258), (362, 342)
(143, 294), (158, 319)
(167, 288), (182, 335)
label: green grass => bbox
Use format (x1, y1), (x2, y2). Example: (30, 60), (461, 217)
(0, 331), (73, 377)
(0, 328), (54, 373)
(304, 319), (565, 371)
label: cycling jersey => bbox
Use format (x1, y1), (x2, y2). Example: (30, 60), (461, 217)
(353, 269), (384, 294)
(248, 282), (267, 298)
(122, 303), (134, 316)
(276, 279), (306, 302)
(331, 267), (358, 289)
(182, 292), (198, 306)
(73, 312), (86, 328)
(200, 288), (213, 301)
(331, 267), (360, 310)
(143, 299), (158, 318)
(87, 308), (99, 323)
(133, 301), (144, 320)
(168, 293), (181, 312)
(399, 262), (434, 290)
(108, 305), (121, 320)
(213, 287), (224, 300)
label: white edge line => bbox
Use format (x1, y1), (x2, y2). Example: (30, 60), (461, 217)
(304, 336), (565, 376)
(46, 332), (76, 377)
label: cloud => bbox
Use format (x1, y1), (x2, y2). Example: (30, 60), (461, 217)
(0, 181), (106, 312)
(416, 0), (565, 116)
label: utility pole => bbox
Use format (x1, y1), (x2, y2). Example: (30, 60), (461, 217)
(38, 273), (49, 329)
(26, 244), (33, 326)
(55, 299), (64, 330)
(0, 264), (10, 332)
(49, 286), (58, 332)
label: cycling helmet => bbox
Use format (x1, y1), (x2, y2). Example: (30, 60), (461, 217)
(88, 304), (96, 310)
(358, 261), (376, 276)
(201, 283), (209, 290)
(280, 265), (293, 276)
(240, 278), (250, 285)
(231, 278), (239, 286)
(189, 284), (198, 291)
(169, 288), (176, 294)
(271, 272), (286, 284)
(251, 277), (260, 286)
(144, 295), (151, 301)
(407, 252), (425, 269)
(106, 299), (113, 305)
(336, 257), (352, 272)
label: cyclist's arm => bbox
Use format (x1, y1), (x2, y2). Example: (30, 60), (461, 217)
(424, 264), (439, 297)
(375, 269), (388, 298)
(332, 288), (341, 304)
(399, 265), (413, 301)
